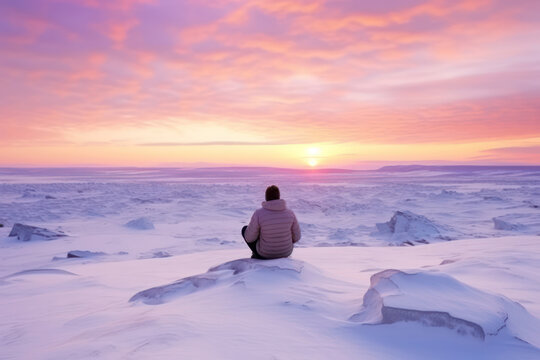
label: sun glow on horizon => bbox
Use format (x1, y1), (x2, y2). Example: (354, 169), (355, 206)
(306, 146), (321, 167)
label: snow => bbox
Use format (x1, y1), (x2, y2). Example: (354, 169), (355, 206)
(125, 217), (155, 230)
(350, 269), (540, 344)
(67, 250), (107, 258)
(129, 258), (308, 305)
(0, 167), (540, 359)
(8, 223), (67, 241)
(493, 216), (526, 231)
(374, 210), (451, 245)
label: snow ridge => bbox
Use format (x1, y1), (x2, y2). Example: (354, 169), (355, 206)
(8, 223), (67, 241)
(130, 258), (305, 305)
(350, 269), (540, 344)
(375, 211), (451, 245)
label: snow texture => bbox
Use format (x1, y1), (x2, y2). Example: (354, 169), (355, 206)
(8, 223), (67, 241)
(5, 268), (78, 278)
(67, 250), (107, 258)
(493, 217), (525, 231)
(375, 211), (450, 245)
(130, 258), (305, 305)
(1, 167), (540, 359)
(350, 269), (540, 344)
(125, 217), (155, 230)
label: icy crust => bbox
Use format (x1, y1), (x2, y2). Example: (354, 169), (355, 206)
(375, 211), (451, 245)
(351, 270), (540, 343)
(130, 258), (305, 305)
(8, 223), (67, 241)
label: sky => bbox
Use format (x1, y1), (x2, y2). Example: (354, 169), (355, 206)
(1, 0), (539, 169)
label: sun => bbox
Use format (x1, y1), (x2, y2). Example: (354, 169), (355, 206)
(306, 146), (321, 167)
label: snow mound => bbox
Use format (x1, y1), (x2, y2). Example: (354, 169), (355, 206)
(430, 189), (464, 199)
(151, 251), (172, 258)
(493, 217), (525, 231)
(138, 250), (173, 259)
(375, 211), (449, 245)
(67, 250), (107, 258)
(5, 268), (78, 278)
(130, 258), (306, 305)
(350, 270), (540, 344)
(8, 223), (67, 241)
(124, 217), (155, 230)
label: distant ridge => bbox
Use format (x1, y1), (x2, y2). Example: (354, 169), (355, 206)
(0, 166), (360, 180)
(192, 166), (357, 173)
(377, 165), (540, 172)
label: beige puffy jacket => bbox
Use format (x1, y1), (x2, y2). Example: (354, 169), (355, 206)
(244, 199), (301, 259)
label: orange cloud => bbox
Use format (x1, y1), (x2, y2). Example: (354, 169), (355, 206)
(1, 0), (539, 166)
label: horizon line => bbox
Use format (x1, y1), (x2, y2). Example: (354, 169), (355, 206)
(0, 164), (539, 172)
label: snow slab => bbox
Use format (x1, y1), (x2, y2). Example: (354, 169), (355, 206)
(130, 258), (310, 305)
(124, 217), (155, 230)
(375, 210), (452, 245)
(350, 269), (540, 343)
(67, 250), (107, 258)
(8, 223), (67, 241)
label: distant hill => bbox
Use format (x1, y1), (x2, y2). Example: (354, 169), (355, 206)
(377, 165), (540, 172)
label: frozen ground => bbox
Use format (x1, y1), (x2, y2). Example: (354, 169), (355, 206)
(0, 167), (539, 359)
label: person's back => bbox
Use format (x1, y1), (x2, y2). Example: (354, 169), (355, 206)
(242, 185), (301, 259)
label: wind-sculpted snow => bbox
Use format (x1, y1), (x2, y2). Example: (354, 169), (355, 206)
(8, 223), (67, 241)
(67, 250), (107, 258)
(1, 172), (539, 247)
(491, 213), (540, 234)
(374, 211), (452, 245)
(4, 268), (78, 278)
(493, 217), (525, 231)
(429, 189), (467, 200)
(125, 217), (155, 230)
(350, 270), (540, 345)
(1, 168), (540, 359)
(130, 258), (306, 305)
(208, 258), (304, 274)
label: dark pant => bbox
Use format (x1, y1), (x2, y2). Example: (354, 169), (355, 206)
(241, 225), (266, 259)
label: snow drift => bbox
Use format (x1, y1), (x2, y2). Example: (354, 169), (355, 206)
(350, 269), (540, 345)
(8, 223), (67, 241)
(130, 258), (306, 305)
(124, 217), (155, 230)
(67, 250), (107, 258)
(375, 211), (450, 245)
(493, 217), (525, 231)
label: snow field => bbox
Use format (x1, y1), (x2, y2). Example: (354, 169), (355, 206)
(0, 168), (539, 359)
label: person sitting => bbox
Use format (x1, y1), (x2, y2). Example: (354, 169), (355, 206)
(241, 185), (301, 259)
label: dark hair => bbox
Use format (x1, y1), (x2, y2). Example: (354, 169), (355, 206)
(265, 185), (280, 201)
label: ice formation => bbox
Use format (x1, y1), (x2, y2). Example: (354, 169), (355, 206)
(67, 250), (107, 258)
(350, 269), (539, 343)
(8, 223), (67, 241)
(130, 258), (305, 305)
(493, 217), (524, 231)
(124, 217), (155, 230)
(375, 211), (449, 245)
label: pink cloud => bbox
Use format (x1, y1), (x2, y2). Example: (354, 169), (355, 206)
(1, 0), (539, 165)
